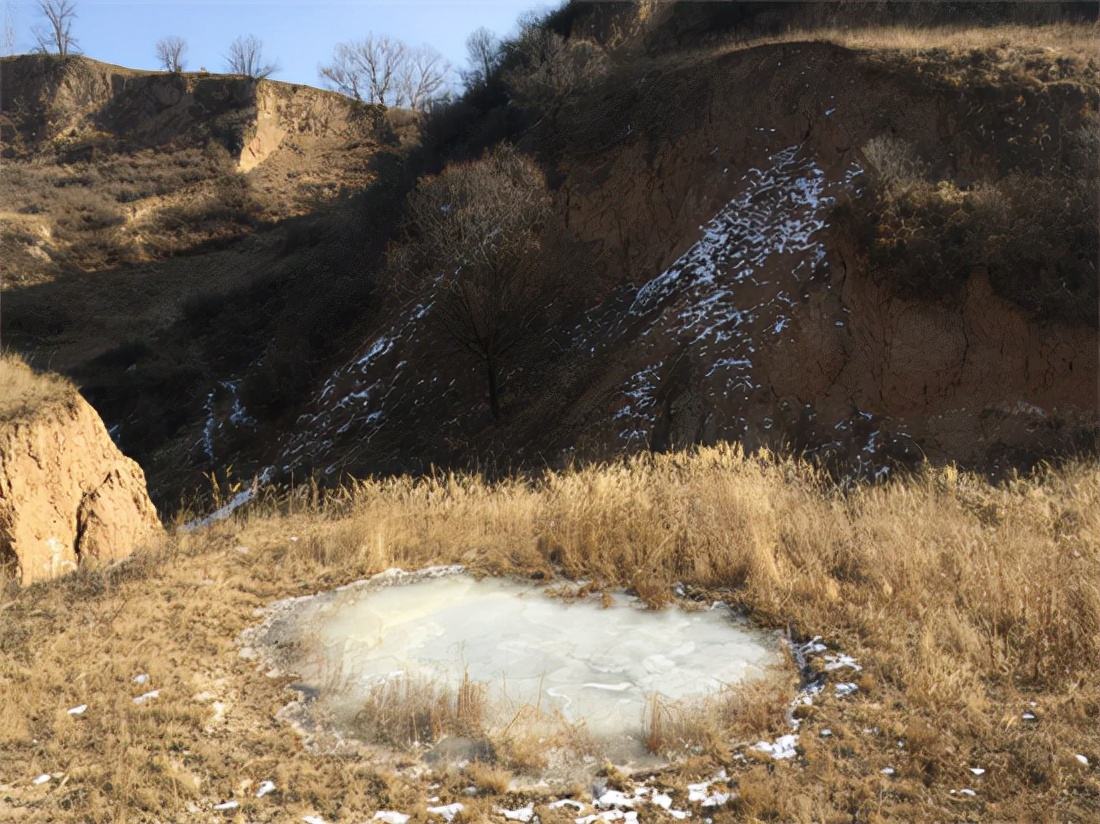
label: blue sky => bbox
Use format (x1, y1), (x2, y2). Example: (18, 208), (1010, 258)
(5, 0), (553, 90)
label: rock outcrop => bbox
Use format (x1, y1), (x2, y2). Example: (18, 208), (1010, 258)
(0, 366), (163, 585)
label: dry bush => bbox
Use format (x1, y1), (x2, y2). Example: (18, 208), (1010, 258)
(0, 351), (73, 427)
(351, 670), (488, 749)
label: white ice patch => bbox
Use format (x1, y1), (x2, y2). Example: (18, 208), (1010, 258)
(183, 467), (274, 531)
(256, 780), (276, 797)
(251, 573), (777, 748)
(133, 689), (161, 705)
(67, 704), (87, 716)
(823, 653), (862, 672)
(752, 734), (799, 760)
(426, 802), (464, 821)
(498, 803), (535, 822)
(577, 812), (638, 824)
(373, 812), (411, 824)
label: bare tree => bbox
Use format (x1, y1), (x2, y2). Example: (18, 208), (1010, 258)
(320, 35), (448, 110)
(32, 0), (77, 56)
(2, 0), (17, 57)
(155, 35), (186, 72)
(320, 35), (404, 105)
(461, 26), (501, 90)
(396, 46), (450, 110)
(503, 21), (606, 106)
(225, 34), (277, 79)
(390, 147), (557, 420)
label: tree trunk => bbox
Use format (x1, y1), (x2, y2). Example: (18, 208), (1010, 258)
(486, 355), (501, 421)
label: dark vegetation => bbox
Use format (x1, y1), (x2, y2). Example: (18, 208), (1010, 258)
(835, 119), (1098, 326)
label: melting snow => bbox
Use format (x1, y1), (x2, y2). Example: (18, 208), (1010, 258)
(426, 802), (464, 820)
(752, 734), (799, 760)
(67, 704), (87, 715)
(256, 780), (276, 797)
(373, 813), (411, 824)
(133, 689), (161, 705)
(499, 803), (535, 822)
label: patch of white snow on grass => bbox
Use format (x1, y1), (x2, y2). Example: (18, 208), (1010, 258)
(427, 802), (465, 821)
(752, 734), (799, 760)
(498, 803), (535, 822)
(373, 812), (411, 824)
(133, 689), (160, 705)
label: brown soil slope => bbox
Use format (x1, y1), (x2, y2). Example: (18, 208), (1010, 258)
(0, 54), (398, 285)
(250, 40), (1096, 489)
(0, 355), (162, 585)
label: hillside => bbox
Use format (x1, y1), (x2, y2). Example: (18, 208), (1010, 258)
(0, 6), (1098, 823)
(230, 27), (1098, 501)
(3, 26), (1097, 509)
(0, 54), (403, 285)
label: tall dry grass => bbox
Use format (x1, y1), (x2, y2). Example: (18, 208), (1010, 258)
(2, 446), (1097, 821)
(0, 351), (74, 428)
(717, 21), (1100, 63)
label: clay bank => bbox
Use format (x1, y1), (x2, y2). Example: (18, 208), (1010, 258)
(241, 568), (782, 771)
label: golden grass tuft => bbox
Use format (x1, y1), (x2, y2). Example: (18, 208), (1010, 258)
(0, 351), (74, 428)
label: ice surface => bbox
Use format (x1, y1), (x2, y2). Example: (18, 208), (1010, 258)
(260, 572), (777, 746)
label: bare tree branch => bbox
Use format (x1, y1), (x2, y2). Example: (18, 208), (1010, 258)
(225, 34), (277, 79)
(320, 35), (449, 110)
(155, 35), (186, 73)
(2, 0), (17, 57)
(33, 0), (77, 57)
(461, 27), (501, 91)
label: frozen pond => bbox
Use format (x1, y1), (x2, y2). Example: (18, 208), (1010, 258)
(243, 569), (780, 765)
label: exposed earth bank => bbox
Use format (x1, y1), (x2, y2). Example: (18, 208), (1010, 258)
(0, 358), (162, 585)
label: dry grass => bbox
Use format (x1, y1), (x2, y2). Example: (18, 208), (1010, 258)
(718, 21), (1100, 65)
(0, 446), (1097, 821)
(350, 671), (489, 749)
(0, 351), (73, 427)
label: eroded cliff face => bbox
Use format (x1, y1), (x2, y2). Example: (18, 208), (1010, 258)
(236, 41), (1094, 484)
(0, 391), (163, 585)
(0, 54), (384, 164)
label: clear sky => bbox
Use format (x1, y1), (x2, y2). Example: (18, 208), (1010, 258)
(4, 0), (554, 90)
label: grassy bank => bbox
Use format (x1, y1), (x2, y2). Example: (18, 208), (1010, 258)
(1, 447), (1096, 821)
